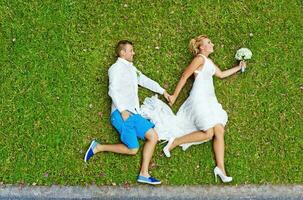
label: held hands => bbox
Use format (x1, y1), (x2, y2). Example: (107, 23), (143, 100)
(163, 90), (171, 102)
(168, 94), (177, 106)
(163, 91), (176, 106)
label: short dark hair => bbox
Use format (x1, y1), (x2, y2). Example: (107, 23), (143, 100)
(115, 40), (133, 57)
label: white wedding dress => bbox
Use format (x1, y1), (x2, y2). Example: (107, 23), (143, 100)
(141, 54), (228, 150)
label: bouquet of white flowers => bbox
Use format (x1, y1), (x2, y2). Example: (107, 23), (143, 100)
(235, 48), (252, 72)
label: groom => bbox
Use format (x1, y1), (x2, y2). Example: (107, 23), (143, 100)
(84, 40), (170, 185)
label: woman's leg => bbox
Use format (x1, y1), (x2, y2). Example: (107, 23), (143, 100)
(169, 128), (214, 151)
(213, 124), (226, 175)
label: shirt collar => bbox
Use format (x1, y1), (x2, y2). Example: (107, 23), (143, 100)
(117, 57), (133, 66)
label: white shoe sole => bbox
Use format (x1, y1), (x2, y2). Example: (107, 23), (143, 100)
(137, 179), (161, 185)
(84, 140), (96, 163)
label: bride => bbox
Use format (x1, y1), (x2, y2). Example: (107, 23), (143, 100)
(141, 35), (247, 183)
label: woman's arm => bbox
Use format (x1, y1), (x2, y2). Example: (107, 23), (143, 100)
(214, 60), (246, 79)
(169, 56), (204, 105)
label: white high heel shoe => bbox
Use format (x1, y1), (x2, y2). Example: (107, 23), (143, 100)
(214, 166), (232, 183)
(163, 137), (175, 157)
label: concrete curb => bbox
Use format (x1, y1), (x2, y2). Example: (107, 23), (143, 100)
(0, 185), (302, 199)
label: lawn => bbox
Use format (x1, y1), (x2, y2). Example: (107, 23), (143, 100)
(0, 0), (302, 185)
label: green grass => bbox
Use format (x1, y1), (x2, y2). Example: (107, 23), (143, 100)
(0, 0), (302, 185)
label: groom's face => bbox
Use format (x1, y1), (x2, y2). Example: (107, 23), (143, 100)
(122, 44), (135, 62)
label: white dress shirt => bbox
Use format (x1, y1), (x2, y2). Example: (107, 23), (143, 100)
(108, 57), (165, 114)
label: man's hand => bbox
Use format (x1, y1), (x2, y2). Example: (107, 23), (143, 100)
(121, 110), (130, 121)
(163, 91), (171, 102)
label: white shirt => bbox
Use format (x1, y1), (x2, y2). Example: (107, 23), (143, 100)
(108, 57), (165, 114)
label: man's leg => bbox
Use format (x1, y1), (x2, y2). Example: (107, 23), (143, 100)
(139, 128), (158, 177)
(94, 143), (138, 155)
(84, 139), (139, 163)
(84, 111), (140, 162)
(95, 110), (140, 155)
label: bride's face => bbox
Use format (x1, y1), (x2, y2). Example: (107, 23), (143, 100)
(200, 38), (214, 53)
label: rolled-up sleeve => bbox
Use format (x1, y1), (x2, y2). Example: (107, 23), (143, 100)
(108, 66), (127, 112)
(137, 70), (165, 94)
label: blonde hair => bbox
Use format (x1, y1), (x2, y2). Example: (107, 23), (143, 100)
(189, 35), (208, 55)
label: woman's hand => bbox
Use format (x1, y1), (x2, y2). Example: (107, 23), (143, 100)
(168, 95), (177, 106)
(239, 60), (247, 68)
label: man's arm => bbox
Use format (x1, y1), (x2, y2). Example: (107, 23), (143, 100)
(137, 70), (165, 95)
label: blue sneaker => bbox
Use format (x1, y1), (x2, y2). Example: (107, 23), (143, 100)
(84, 140), (98, 163)
(137, 175), (161, 185)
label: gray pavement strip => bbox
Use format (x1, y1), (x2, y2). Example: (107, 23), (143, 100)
(0, 185), (302, 200)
